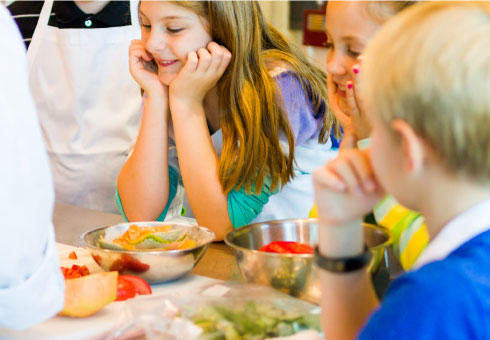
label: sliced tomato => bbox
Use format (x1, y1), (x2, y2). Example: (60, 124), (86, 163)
(287, 242), (314, 254)
(115, 276), (136, 301)
(259, 241), (313, 254)
(119, 275), (152, 296)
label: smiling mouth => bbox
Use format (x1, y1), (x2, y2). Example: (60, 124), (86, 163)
(157, 60), (178, 67)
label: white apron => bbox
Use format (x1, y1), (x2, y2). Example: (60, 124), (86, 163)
(27, 0), (141, 213)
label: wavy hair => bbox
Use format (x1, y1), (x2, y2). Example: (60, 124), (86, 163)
(173, 1), (336, 194)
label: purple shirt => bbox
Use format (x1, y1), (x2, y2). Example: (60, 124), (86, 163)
(274, 71), (326, 145)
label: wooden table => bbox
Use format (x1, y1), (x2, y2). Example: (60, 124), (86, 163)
(53, 202), (239, 281)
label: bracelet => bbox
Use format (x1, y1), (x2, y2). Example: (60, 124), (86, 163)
(314, 246), (372, 273)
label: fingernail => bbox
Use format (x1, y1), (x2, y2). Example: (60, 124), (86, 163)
(347, 81), (353, 90)
(353, 65), (360, 74)
(336, 181), (346, 191)
(365, 179), (375, 192)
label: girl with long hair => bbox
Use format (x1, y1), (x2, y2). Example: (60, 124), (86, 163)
(117, 1), (339, 240)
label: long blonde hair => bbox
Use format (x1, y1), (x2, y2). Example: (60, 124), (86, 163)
(173, 1), (335, 194)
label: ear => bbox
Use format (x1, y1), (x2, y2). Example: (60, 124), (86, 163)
(391, 119), (427, 174)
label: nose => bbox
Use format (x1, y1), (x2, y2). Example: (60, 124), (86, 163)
(144, 29), (165, 55)
(326, 49), (346, 76)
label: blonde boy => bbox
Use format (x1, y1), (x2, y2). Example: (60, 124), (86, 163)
(314, 2), (490, 339)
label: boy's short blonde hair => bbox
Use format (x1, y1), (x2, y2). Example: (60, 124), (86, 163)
(362, 1), (490, 182)
(361, 1), (415, 23)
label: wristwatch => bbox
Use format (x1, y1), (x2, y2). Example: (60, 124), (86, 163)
(314, 246), (372, 273)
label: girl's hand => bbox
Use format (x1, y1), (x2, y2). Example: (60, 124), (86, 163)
(169, 42), (231, 110)
(328, 73), (354, 135)
(346, 60), (371, 140)
(313, 148), (384, 225)
(327, 58), (371, 144)
(129, 40), (167, 98)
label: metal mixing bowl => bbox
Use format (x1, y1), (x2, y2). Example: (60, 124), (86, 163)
(80, 222), (215, 284)
(225, 218), (392, 304)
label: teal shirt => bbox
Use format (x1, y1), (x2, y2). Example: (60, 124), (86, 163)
(115, 166), (179, 222)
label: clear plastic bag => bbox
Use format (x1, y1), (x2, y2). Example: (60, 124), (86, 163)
(107, 282), (323, 340)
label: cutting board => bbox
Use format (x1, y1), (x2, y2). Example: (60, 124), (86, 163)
(0, 244), (219, 340)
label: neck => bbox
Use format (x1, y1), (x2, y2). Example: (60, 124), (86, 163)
(203, 87), (220, 134)
(416, 173), (490, 240)
(74, 0), (110, 14)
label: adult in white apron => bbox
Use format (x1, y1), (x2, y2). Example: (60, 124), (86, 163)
(27, 0), (141, 213)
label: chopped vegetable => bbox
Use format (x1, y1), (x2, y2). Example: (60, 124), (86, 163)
(115, 275), (152, 301)
(61, 265), (90, 279)
(119, 275), (152, 295)
(68, 251), (78, 260)
(98, 224), (196, 251)
(115, 276), (136, 301)
(259, 241), (314, 254)
(183, 300), (321, 339)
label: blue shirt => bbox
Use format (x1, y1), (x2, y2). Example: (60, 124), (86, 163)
(359, 229), (490, 340)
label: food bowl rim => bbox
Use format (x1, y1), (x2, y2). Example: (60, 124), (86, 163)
(80, 221), (216, 256)
(224, 218), (393, 258)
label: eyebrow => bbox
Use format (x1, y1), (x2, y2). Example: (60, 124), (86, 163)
(139, 12), (194, 22)
(326, 31), (363, 44)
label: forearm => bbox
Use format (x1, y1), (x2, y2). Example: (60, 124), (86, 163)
(118, 95), (170, 221)
(171, 103), (232, 241)
(319, 219), (379, 340)
(339, 132), (358, 151)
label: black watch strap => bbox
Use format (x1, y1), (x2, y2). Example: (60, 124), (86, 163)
(314, 246), (372, 273)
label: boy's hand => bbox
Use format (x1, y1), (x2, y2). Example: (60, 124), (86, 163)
(169, 42), (231, 111)
(129, 40), (167, 98)
(313, 148), (384, 225)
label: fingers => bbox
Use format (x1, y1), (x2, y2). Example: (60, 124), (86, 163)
(129, 39), (153, 62)
(346, 56), (372, 139)
(313, 166), (347, 192)
(328, 74), (353, 132)
(182, 51), (198, 73)
(326, 149), (377, 195)
(351, 57), (363, 108)
(202, 42), (232, 76)
(182, 42), (231, 76)
(196, 47), (212, 72)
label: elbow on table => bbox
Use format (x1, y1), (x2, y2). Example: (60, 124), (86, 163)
(196, 219), (233, 242)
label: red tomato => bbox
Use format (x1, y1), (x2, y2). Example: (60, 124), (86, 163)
(287, 242), (314, 254)
(259, 241), (313, 254)
(115, 276), (136, 301)
(119, 275), (152, 296)
(61, 265), (90, 279)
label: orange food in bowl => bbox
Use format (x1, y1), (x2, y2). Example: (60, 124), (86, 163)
(113, 224), (172, 249)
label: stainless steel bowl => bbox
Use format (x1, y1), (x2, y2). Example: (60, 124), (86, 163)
(80, 222), (215, 284)
(225, 218), (392, 303)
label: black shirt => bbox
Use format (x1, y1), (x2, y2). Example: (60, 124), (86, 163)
(8, 1), (131, 49)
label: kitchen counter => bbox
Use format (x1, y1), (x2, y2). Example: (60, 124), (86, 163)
(53, 202), (239, 281)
